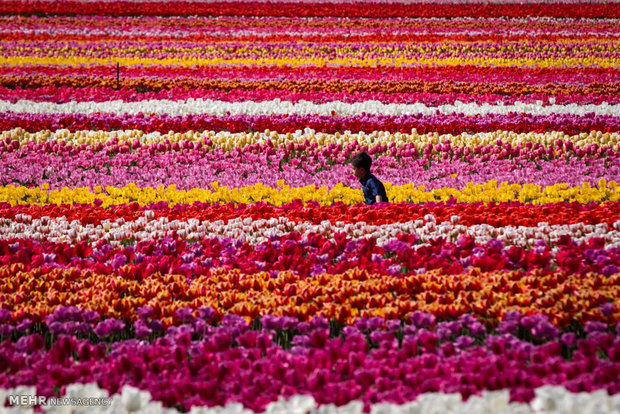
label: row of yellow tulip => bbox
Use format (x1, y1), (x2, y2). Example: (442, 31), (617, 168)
(4, 55), (620, 68)
(0, 180), (617, 207)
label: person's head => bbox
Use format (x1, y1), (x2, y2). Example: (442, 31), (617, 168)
(351, 151), (372, 179)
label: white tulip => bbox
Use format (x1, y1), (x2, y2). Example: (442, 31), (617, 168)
(1, 215), (619, 251)
(118, 386), (152, 412)
(5, 99), (620, 118)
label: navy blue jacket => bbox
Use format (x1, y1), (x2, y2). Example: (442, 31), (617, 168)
(359, 172), (388, 205)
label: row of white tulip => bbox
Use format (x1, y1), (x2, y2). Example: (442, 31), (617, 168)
(4, 213), (619, 249)
(2, 384), (619, 414)
(3, 99), (617, 117)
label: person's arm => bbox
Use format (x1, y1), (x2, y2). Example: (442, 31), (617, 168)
(368, 180), (384, 203)
(368, 180), (383, 204)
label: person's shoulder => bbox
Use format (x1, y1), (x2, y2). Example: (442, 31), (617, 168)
(369, 173), (385, 186)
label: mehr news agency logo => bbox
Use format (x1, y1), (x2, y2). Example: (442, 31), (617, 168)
(8, 394), (112, 407)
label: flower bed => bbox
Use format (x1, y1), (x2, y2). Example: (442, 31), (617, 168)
(2, 310), (620, 413)
(0, 0), (619, 413)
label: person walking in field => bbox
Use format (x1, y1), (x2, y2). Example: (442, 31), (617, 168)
(350, 151), (388, 205)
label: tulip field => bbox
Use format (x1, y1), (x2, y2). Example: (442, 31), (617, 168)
(1, 0), (620, 413)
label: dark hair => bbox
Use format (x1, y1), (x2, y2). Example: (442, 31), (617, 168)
(350, 151), (372, 171)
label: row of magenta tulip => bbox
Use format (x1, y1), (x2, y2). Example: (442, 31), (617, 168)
(5, 69), (619, 101)
(1, 201), (618, 227)
(1, 229), (618, 276)
(5, 64), (614, 83)
(0, 263), (617, 327)
(1, 311), (619, 412)
(2, 2), (618, 19)
(1, 140), (617, 191)
(2, 112), (619, 135)
(3, 134), (617, 161)
(4, 86), (620, 106)
(4, 63), (617, 86)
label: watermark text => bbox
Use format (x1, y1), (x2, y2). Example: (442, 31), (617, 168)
(8, 395), (112, 407)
